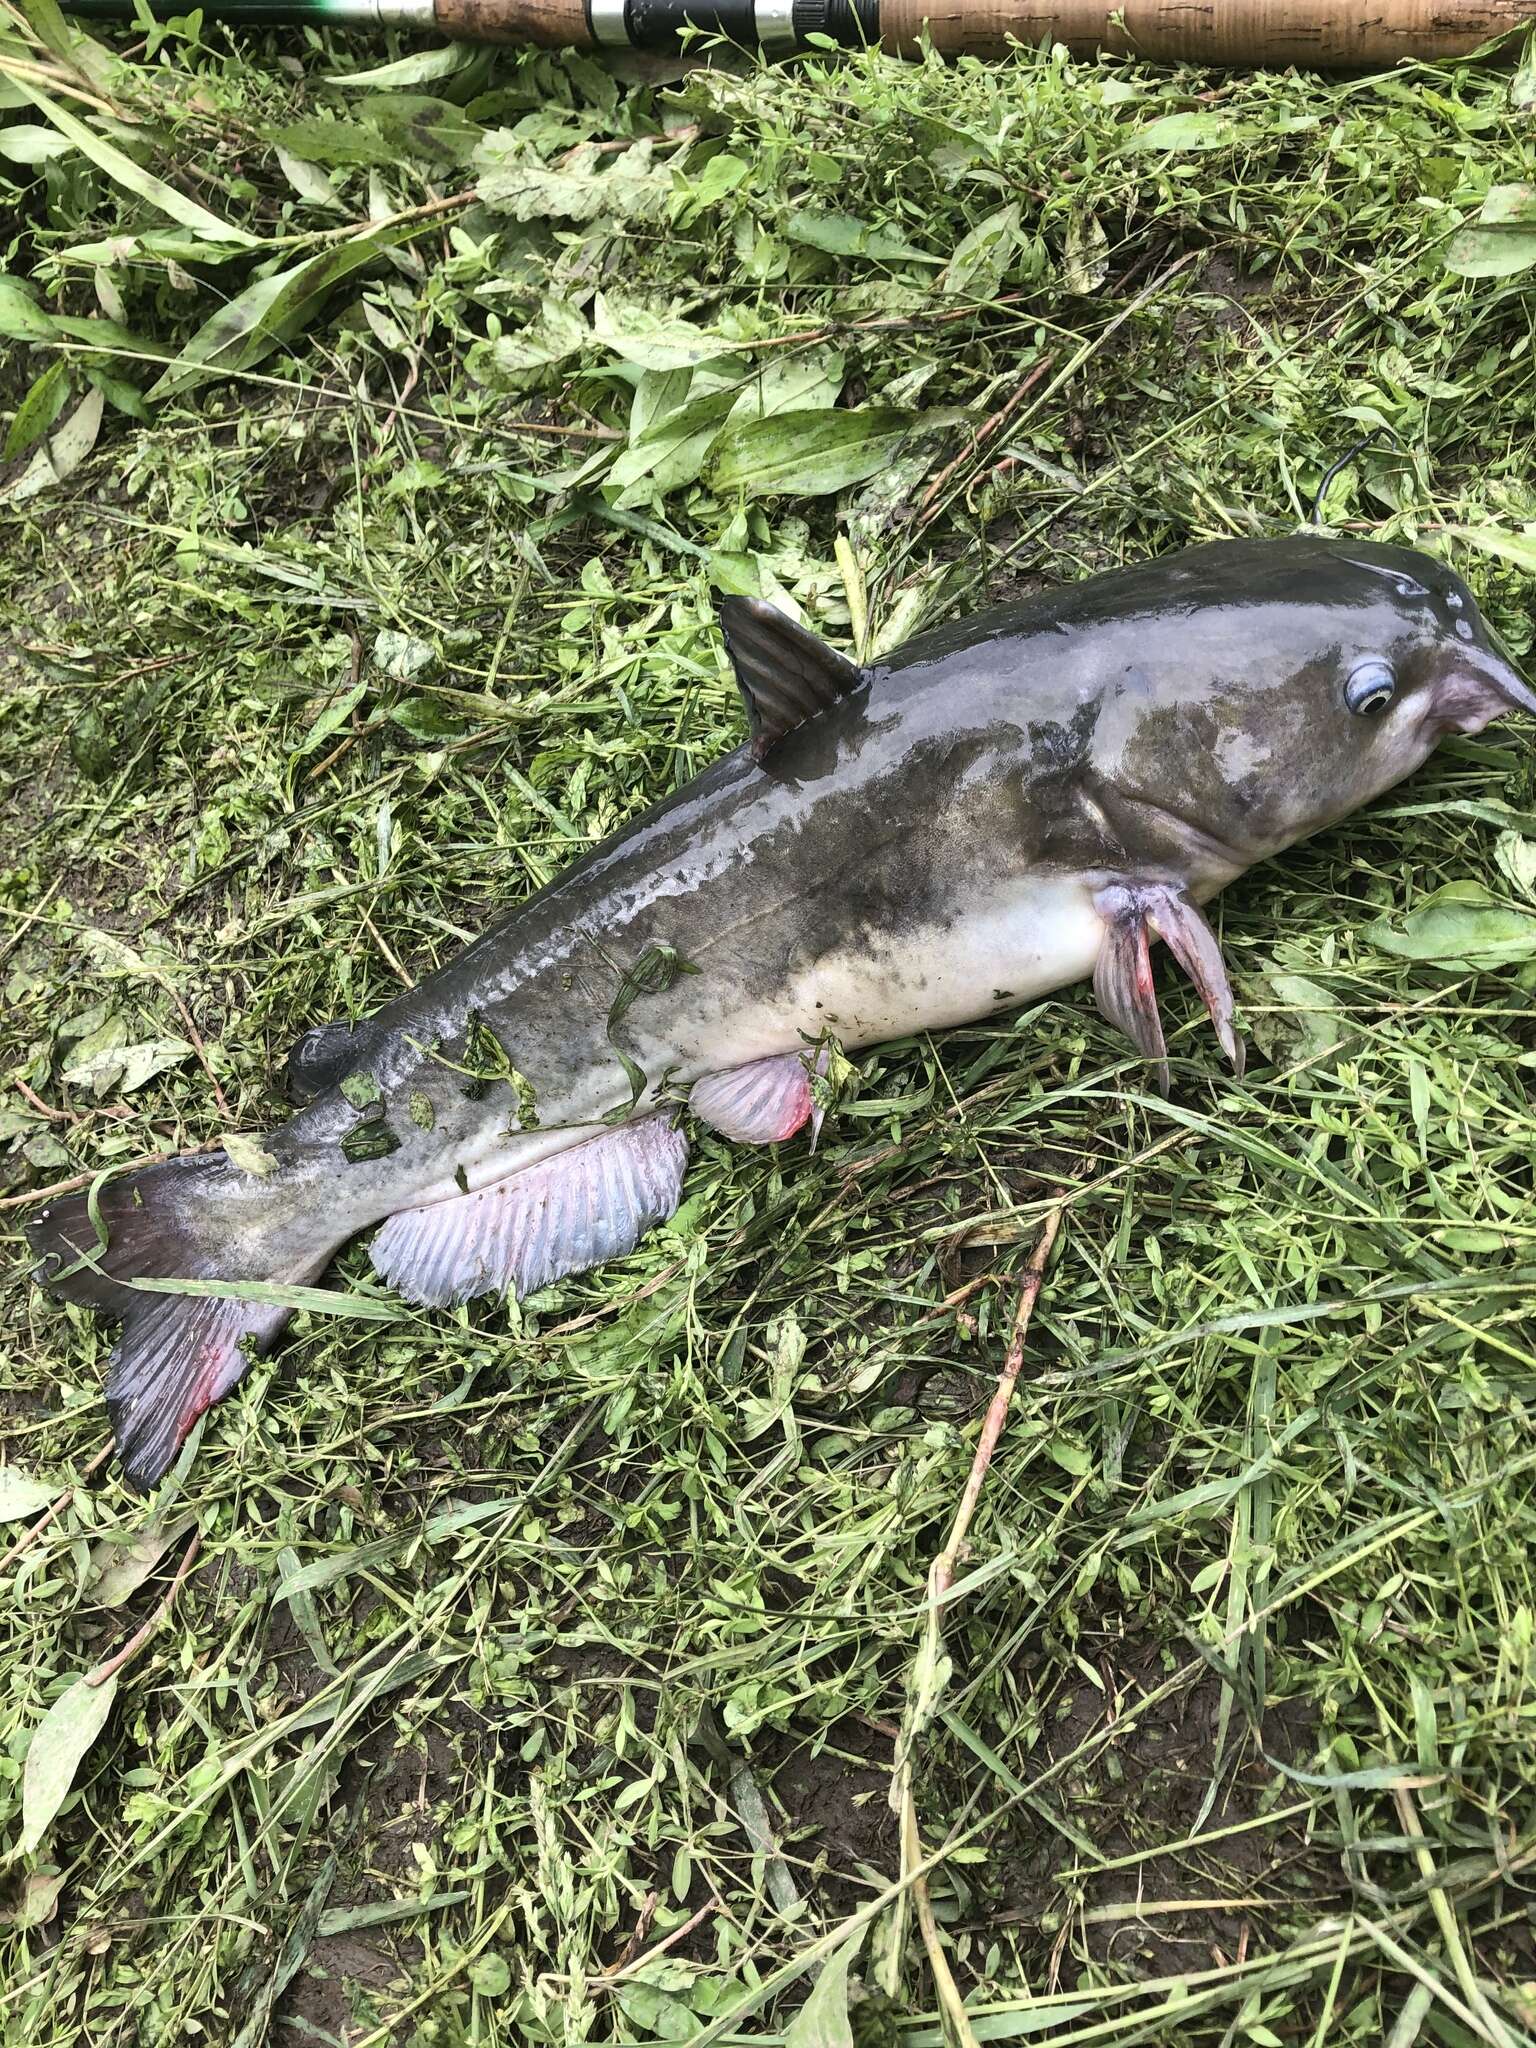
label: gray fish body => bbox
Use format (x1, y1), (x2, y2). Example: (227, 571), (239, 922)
(31, 536), (1534, 1485)
(271, 536), (1522, 1221)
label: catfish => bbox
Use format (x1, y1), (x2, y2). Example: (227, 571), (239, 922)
(30, 537), (1535, 1487)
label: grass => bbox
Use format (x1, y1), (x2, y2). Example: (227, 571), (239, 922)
(3, 7), (1536, 2043)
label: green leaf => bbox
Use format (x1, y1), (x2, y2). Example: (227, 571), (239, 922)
(0, 1872), (65, 1931)
(475, 135), (670, 224)
(478, 296), (588, 383)
(8, 77), (259, 248)
(1255, 973), (1357, 1066)
(327, 42), (483, 87)
(374, 628), (437, 682)
(784, 1923), (867, 2048)
(1442, 523), (1536, 574)
(711, 408), (916, 497)
(468, 1953), (511, 1997)
(224, 1131), (280, 1178)
(0, 275), (59, 341)
(0, 387), (103, 504)
(359, 95), (481, 167)
(0, 124), (73, 168)
(1444, 228), (1536, 278)
(783, 210), (938, 264)
(61, 230), (256, 270)
(607, 942), (699, 1109)
(1368, 882), (1536, 969)
(275, 146), (341, 211)
(940, 201), (1023, 300)
(1482, 183), (1536, 227)
(148, 219), (431, 400)
(292, 679), (367, 762)
(390, 696), (464, 741)
(609, 372), (738, 506)
(316, 1891), (470, 1937)
(591, 294), (722, 371)
(1127, 112), (1257, 152)
(125, 1273), (401, 1320)
(0, 1466), (57, 1522)
(62, 1035), (191, 1095)
(683, 149), (750, 210)
(265, 117), (399, 170)
(1063, 208), (1110, 294)
(341, 1114), (402, 1163)
(4, 360), (70, 463)
(22, 1675), (118, 1854)
(1444, 181), (1536, 278)
(83, 366), (152, 422)
(88, 1514), (197, 1606)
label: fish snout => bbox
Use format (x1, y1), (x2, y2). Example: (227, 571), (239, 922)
(1434, 644), (1536, 734)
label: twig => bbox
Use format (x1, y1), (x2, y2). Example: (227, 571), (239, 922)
(379, 351), (423, 445)
(881, 1205), (1063, 2023)
(931, 1205), (1062, 1597)
(162, 984), (231, 1122)
(360, 906), (414, 989)
(916, 355), (1056, 517)
(13, 1077), (72, 1125)
(85, 1529), (202, 1687)
(0, 1169), (95, 1212)
(0, 52), (120, 118)
(0, 1438), (116, 1573)
(601, 1890), (659, 1975)
(599, 1897), (722, 1984)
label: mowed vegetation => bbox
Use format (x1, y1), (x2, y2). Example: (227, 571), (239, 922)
(4, 6), (1536, 2042)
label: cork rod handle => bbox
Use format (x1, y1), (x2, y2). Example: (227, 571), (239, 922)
(877, 0), (1533, 62)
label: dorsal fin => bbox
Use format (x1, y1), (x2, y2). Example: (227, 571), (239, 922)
(717, 597), (865, 761)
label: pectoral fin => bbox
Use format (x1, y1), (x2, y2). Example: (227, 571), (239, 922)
(1093, 882), (1243, 1091)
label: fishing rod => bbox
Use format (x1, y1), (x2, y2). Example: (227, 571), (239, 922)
(53, 0), (1536, 63)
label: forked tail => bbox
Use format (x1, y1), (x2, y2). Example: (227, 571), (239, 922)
(28, 1153), (327, 1490)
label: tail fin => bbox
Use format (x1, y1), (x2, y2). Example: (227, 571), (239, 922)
(28, 1154), (313, 1490)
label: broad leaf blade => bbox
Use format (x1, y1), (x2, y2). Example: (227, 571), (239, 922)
(149, 220), (433, 399)
(784, 1923), (867, 2048)
(0, 1467), (57, 1522)
(22, 1675), (118, 1854)
(712, 408), (916, 497)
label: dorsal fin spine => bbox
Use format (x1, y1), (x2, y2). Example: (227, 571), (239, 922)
(716, 596), (865, 761)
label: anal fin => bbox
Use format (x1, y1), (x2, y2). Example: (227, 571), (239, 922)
(370, 1115), (689, 1309)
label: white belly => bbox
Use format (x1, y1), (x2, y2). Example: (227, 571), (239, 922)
(785, 875), (1105, 1050)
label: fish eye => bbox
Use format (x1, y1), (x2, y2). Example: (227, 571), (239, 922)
(1345, 659), (1397, 717)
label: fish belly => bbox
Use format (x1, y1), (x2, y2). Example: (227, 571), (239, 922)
(785, 875), (1105, 1049)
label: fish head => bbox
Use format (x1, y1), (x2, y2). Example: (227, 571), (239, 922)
(1102, 538), (1535, 880)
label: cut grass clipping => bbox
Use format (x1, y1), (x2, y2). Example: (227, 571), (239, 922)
(4, 9), (1536, 2045)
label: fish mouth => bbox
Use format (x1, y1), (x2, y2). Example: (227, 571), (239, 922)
(1435, 645), (1536, 734)
(1101, 788), (1247, 882)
